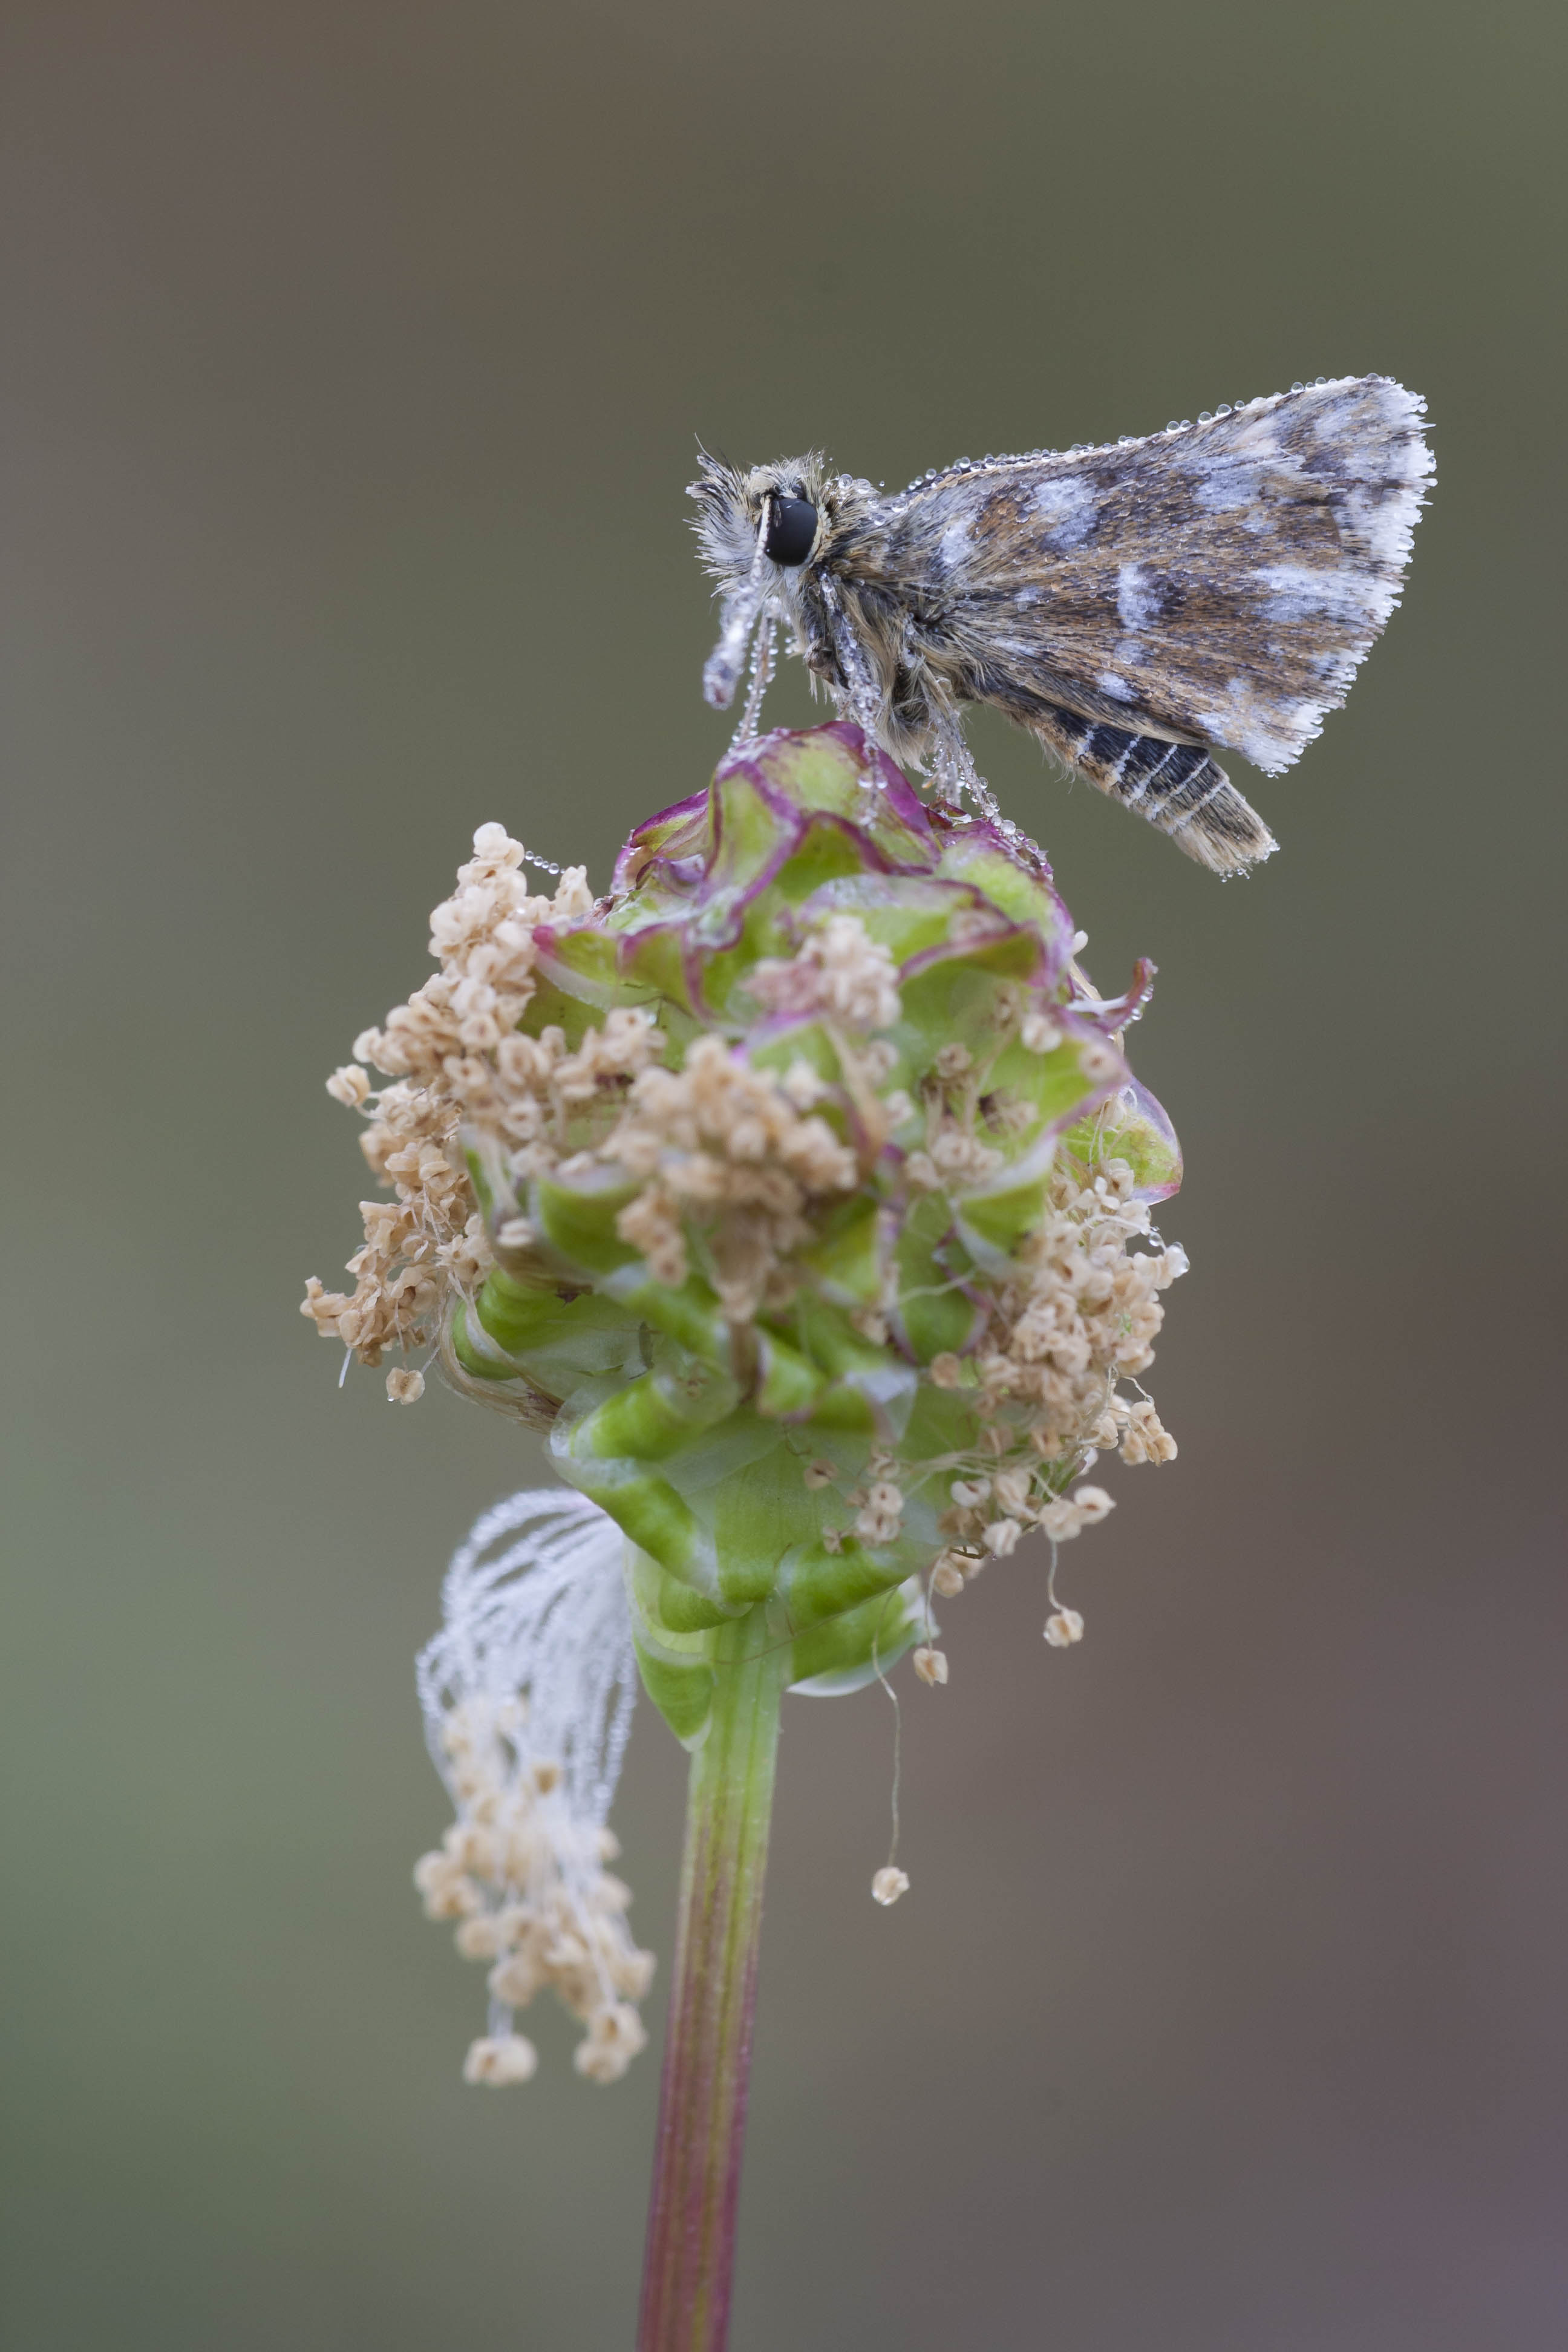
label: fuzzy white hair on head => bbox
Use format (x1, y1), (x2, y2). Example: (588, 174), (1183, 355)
(690, 457), (763, 584)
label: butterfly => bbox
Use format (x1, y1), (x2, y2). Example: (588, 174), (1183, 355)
(690, 377), (1432, 874)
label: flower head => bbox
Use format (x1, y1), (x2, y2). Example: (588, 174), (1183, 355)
(305, 723), (1186, 1701)
(305, 723), (1191, 2057)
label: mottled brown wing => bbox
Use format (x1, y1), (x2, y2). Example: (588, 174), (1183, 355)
(864, 377), (1432, 779)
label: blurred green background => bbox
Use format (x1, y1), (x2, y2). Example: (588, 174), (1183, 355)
(2, 1), (1564, 2344)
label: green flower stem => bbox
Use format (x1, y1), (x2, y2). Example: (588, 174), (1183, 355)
(638, 1601), (788, 2352)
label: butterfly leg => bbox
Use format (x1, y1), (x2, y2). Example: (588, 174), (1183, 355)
(928, 707), (1002, 822)
(818, 575), (887, 754)
(704, 573), (769, 710)
(728, 602), (779, 750)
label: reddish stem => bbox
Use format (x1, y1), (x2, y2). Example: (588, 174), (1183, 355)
(638, 1606), (785, 2352)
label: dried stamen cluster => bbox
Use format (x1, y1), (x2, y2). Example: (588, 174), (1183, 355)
(414, 1693), (654, 2085)
(610, 1031), (860, 1316)
(799, 1153), (1184, 1675)
(301, 828), (594, 1393)
(304, 859), (956, 1376)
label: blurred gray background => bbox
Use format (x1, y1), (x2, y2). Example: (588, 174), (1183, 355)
(2, 2), (1564, 2345)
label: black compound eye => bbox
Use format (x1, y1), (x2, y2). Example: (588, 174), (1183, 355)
(763, 493), (818, 566)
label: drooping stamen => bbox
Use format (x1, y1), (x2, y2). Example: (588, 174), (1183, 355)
(868, 1589), (910, 1906)
(414, 1487), (653, 2084)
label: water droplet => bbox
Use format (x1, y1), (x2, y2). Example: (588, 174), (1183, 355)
(1290, 381), (1304, 393)
(1198, 411), (1214, 423)
(1215, 405), (1231, 417)
(1166, 419), (1180, 431)
(1313, 376), (1327, 387)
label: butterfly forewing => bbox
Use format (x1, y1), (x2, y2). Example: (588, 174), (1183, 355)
(863, 377), (1432, 777)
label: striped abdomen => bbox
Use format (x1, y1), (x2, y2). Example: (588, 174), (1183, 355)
(999, 696), (1276, 874)
(973, 677), (1279, 880)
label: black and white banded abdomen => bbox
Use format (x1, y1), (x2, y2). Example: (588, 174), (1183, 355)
(1023, 702), (1276, 875)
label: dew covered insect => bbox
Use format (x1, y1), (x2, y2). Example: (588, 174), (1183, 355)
(690, 377), (1432, 874)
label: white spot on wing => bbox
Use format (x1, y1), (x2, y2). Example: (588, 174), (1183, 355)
(1177, 407), (1290, 513)
(1253, 562), (1384, 629)
(1116, 564), (1161, 630)
(1029, 475), (1097, 549)
(1191, 462), (1271, 512)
